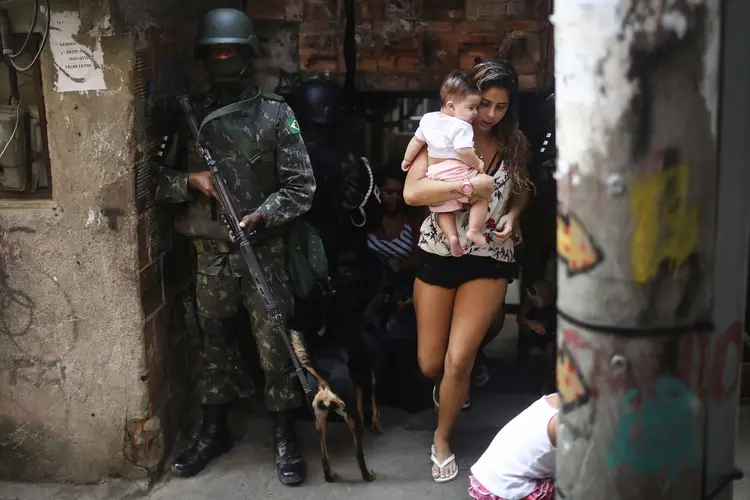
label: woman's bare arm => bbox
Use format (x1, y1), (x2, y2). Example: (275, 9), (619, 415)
(403, 149), (494, 207)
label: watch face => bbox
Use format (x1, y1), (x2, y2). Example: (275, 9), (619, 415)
(461, 182), (472, 195)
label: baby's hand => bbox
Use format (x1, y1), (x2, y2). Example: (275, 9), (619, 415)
(477, 159), (485, 172)
(401, 159), (412, 172)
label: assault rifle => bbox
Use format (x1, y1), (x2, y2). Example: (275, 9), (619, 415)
(176, 95), (312, 398)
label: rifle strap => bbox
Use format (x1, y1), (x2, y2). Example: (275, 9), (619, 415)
(197, 90), (261, 137)
(194, 90), (272, 195)
(218, 109), (275, 196)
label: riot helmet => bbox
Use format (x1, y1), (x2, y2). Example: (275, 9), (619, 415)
(294, 79), (346, 125)
(196, 8), (260, 81)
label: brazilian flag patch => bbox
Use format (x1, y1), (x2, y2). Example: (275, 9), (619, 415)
(287, 117), (301, 135)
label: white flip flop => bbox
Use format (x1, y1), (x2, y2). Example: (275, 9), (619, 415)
(430, 444), (459, 483)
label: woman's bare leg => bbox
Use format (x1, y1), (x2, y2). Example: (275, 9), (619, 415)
(436, 212), (463, 257)
(433, 278), (507, 480)
(414, 278), (456, 380)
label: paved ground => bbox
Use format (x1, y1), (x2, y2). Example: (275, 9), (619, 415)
(0, 392), (538, 500)
(0, 392), (748, 500)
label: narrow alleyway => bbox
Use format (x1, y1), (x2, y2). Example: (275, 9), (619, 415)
(0, 391), (535, 500)
(1, 391), (749, 500)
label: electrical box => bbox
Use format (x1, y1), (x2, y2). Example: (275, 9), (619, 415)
(0, 103), (28, 191)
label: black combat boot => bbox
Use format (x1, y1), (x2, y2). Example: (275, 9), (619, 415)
(171, 404), (232, 477)
(273, 410), (306, 485)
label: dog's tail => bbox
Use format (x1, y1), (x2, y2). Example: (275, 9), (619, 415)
(290, 329), (329, 389)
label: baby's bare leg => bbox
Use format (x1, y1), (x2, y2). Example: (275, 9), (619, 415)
(437, 212), (464, 257)
(465, 198), (489, 247)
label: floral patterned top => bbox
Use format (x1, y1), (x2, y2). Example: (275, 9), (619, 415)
(418, 159), (514, 262)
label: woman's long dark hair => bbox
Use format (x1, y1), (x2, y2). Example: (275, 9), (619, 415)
(470, 59), (533, 194)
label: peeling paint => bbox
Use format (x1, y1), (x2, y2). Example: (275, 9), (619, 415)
(553, 5), (625, 175)
(553, 0), (719, 178)
(660, 10), (688, 37)
(87, 13), (114, 38)
(85, 208), (104, 228)
(701, 0), (721, 137)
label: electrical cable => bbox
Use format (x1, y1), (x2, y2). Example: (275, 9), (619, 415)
(9, 0), (49, 73)
(7, 0), (37, 58)
(557, 307), (714, 338)
(0, 99), (21, 161)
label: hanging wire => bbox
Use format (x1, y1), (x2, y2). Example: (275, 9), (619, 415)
(0, 99), (21, 160)
(7, 0), (36, 58)
(7, 0), (50, 73)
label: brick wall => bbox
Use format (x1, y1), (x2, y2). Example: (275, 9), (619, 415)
(131, 27), (197, 472)
(249, 0), (553, 93)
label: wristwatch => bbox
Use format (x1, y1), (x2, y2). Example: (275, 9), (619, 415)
(460, 179), (474, 196)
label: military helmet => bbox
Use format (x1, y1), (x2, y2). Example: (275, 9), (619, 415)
(294, 79), (346, 125)
(196, 8), (260, 56)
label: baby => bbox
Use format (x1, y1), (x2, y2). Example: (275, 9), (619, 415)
(401, 70), (487, 257)
(469, 393), (559, 500)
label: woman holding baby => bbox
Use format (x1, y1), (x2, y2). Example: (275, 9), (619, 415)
(402, 58), (532, 483)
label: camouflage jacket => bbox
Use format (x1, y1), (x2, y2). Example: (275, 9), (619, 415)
(152, 87), (316, 242)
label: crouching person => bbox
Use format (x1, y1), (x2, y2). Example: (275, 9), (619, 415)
(469, 393), (559, 500)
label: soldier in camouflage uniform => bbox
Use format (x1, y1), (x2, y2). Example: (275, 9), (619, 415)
(152, 8), (315, 485)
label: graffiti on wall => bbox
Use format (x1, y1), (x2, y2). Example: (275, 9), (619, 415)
(0, 226), (36, 343)
(557, 321), (740, 488)
(559, 324), (738, 401)
(557, 337), (594, 413)
(0, 225), (71, 389)
(0, 356), (66, 388)
(606, 377), (699, 485)
(629, 150), (700, 284)
(709, 321), (742, 403)
(557, 211), (604, 276)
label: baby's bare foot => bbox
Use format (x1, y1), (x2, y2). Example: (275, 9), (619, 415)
(447, 234), (464, 256)
(466, 228), (487, 247)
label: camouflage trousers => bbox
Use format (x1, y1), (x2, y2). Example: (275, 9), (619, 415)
(193, 236), (304, 411)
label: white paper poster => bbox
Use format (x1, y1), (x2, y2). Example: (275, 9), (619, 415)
(49, 11), (106, 92)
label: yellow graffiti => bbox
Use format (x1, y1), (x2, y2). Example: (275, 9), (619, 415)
(629, 162), (699, 284)
(557, 212), (603, 276)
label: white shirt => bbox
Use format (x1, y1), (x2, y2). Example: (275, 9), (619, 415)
(414, 112), (475, 160)
(470, 395), (558, 500)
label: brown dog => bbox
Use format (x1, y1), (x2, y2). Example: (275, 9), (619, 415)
(290, 329), (376, 483)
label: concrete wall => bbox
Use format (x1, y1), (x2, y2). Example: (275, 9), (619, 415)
(0, 0), (150, 483)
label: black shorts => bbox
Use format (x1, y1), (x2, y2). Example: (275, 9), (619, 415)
(415, 248), (518, 289)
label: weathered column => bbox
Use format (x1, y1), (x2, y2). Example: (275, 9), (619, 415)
(553, 1), (723, 499)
